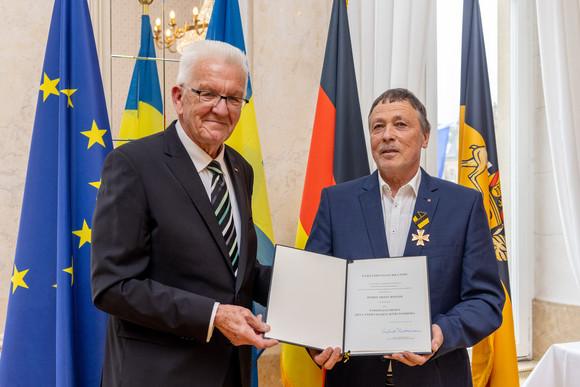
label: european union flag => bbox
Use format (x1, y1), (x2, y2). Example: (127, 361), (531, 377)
(0, 0), (112, 385)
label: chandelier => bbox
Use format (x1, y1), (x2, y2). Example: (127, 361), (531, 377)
(151, 0), (214, 54)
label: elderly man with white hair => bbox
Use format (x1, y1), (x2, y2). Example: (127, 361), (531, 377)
(91, 40), (277, 387)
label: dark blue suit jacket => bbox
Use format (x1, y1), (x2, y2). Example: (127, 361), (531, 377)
(306, 169), (505, 387)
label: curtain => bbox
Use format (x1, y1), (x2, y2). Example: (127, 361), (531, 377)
(348, 0), (436, 171)
(536, 0), (580, 288)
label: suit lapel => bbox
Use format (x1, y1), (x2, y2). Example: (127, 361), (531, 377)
(360, 171), (390, 258)
(404, 169), (440, 257)
(162, 123), (235, 275)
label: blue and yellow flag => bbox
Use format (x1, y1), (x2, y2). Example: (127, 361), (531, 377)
(0, 0), (113, 385)
(117, 11), (164, 144)
(206, 0), (275, 280)
(206, 1), (276, 385)
(458, 1), (519, 386)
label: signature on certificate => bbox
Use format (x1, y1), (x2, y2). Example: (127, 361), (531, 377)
(381, 328), (422, 335)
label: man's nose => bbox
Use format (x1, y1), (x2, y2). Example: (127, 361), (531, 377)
(212, 97), (229, 114)
(382, 125), (395, 140)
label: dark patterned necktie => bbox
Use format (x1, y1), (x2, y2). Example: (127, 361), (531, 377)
(207, 160), (239, 274)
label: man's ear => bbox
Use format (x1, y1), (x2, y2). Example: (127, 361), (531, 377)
(172, 85), (184, 115)
(422, 130), (431, 149)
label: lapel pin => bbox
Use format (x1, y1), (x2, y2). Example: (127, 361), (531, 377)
(412, 211), (430, 246)
(412, 229), (430, 246)
(413, 211), (430, 229)
(234, 168), (239, 173)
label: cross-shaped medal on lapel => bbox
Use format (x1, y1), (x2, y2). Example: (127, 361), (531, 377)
(412, 211), (430, 246)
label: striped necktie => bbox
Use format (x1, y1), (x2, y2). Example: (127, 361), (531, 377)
(207, 160), (239, 274)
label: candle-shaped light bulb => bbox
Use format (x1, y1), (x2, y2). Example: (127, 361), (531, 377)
(169, 10), (176, 23)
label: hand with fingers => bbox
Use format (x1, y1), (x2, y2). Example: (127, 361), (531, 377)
(383, 324), (443, 367)
(214, 304), (279, 349)
(309, 347), (343, 370)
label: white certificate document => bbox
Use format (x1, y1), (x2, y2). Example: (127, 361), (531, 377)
(264, 245), (432, 355)
(343, 256), (432, 354)
(265, 245), (346, 350)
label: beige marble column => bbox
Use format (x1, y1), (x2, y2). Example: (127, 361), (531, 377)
(0, 0), (55, 333)
(249, 0), (332, 246)
(250, 2), (332, 382)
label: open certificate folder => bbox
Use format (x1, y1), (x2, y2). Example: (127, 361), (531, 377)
(264, 245), (432, 356)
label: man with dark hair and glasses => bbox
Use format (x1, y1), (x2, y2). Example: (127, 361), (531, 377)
(91, 40), (277, 387)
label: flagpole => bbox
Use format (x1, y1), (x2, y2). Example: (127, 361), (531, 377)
(139, 0), (153, 15)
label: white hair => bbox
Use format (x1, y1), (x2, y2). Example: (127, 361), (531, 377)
(176, 40), (249, 93)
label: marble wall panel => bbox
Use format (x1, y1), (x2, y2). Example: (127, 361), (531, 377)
(0, 0), (55, 333)
(532, 299), (580, 359)
(251, 0), (332, 246)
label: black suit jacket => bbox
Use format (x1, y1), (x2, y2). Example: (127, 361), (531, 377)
(91, 122), (270, 386)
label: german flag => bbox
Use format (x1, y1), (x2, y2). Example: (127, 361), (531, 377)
(280, 0), (369, 385)
(458, 1), (519, 386)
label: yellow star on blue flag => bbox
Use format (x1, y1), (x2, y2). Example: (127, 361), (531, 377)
(81, 120), (108, 149)
(63, 258), (74, 286)
(10, 266), (29, 294)
(61, 88), (77, 107)
(39, 73), (60, 102)
(72, 220), (91, 248)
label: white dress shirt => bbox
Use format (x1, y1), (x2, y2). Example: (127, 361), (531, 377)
(379, 168), (422, 375)
(175, 120), (242, 342)
(379, 168), (422, 257)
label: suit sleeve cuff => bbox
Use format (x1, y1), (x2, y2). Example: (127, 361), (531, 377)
(206, 302), (220, 342)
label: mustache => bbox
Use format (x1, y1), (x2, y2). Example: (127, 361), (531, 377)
(379, 145), (399, 153)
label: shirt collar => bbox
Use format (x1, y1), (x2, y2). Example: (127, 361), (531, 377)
(378, 168), (422, 198)
(175, 120), (226, 172)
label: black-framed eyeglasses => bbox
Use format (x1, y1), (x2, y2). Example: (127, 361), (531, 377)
(182, 86), (249, 111)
